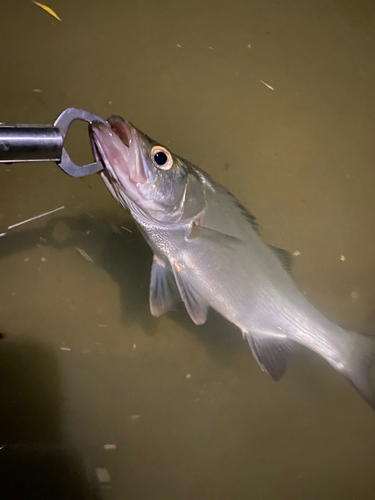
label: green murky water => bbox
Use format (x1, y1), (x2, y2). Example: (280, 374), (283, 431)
(1, 0), (375, 498)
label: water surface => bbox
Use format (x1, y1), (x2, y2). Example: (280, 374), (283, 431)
(0, 0), (375, 498)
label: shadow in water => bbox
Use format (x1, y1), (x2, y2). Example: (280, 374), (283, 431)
(0, 339), (100, 499)
(0, 210), (243, 366)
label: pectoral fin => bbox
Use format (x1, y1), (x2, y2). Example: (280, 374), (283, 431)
(246, 333), (294, 381)
(186, 223), (244, 248)
(149, 256), (181, 317)
(172, 265), (209, 325)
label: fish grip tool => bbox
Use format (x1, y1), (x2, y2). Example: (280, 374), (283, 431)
(0, 107), (105, 177)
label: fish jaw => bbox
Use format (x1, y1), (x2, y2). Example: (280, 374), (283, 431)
(90, 118), (149, 206)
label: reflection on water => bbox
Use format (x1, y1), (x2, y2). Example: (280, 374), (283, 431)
(1, 0), (375, 498)
(0, 340), (99, 499)
(0, 212), (243, 363)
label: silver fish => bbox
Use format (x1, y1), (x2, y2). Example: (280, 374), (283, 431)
(90, 115), (375, 410)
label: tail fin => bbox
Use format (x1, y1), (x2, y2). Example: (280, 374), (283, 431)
(342, 332), (375, 410)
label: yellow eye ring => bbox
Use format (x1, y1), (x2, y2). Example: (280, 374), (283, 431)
(151, 146), (173, 170)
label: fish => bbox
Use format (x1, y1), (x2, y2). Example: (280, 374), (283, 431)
(90, 115), (375, 410)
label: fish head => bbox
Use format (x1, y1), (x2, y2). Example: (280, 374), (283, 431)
(90, 116), (206, 225)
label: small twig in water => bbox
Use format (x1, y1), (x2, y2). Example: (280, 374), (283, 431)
(76, 248), (94, 262)
(7, 206), (65, 230)
(260, 80), (275, 91)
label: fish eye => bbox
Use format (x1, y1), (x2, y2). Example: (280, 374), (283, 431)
(151, 146), (173, 170)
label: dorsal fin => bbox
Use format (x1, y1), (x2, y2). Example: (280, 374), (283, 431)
(191, 165), (259, 234)
(268, 245), (293, 273)
(225, 190), (258, 232)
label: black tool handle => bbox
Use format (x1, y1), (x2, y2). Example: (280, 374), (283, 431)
(0, 125), (63, 163)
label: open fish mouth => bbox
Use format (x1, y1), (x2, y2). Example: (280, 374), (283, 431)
(90, 115), (148, 189)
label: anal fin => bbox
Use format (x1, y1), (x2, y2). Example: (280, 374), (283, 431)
(246, 333), (294, 381)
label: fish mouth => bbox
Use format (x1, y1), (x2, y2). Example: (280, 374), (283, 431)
(90, 115), (148, 188)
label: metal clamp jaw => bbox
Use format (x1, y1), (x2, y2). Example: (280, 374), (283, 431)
(0, 108), (106, 177)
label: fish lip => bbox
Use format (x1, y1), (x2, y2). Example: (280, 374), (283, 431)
(107, 115), (131, 147)
(90, 117), (148, 185)
(90, 115), (132, 148)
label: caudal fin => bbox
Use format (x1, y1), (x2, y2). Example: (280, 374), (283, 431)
(342, 332), (375, 410)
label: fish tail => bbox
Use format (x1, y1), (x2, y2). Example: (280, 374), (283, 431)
(341, 331), (375, 410)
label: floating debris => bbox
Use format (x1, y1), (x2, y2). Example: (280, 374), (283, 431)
(260, 80), (275, 91)
(33, 1), (61, 21)
(120, 225), (132, 233)
(24, 257), (30, 262)
(96, 468), (111, 484)
(293, 251), (301, 257)
(76, 247), (94, 262)
(350, 291), (359, 302)
(176, 44), (182, 48)
(186, 373), (191, 379)
(60, 347), (71, 351)
(130, 415), (141, 421)
(247, 44), (251, 49)
(208, 46), (214, 50)
(41, 257), (47, 262)
(133, 343), (137, 349)
(0, 233), (6, 238)
(32, 88), (42, 93)
(7, 205), (64, 230)
(103, 444), (117, 450)
(339, 255), (346, 262)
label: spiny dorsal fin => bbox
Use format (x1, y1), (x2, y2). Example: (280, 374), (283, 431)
(225, 191), (258, 232)
(191, 165), (259, 233)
